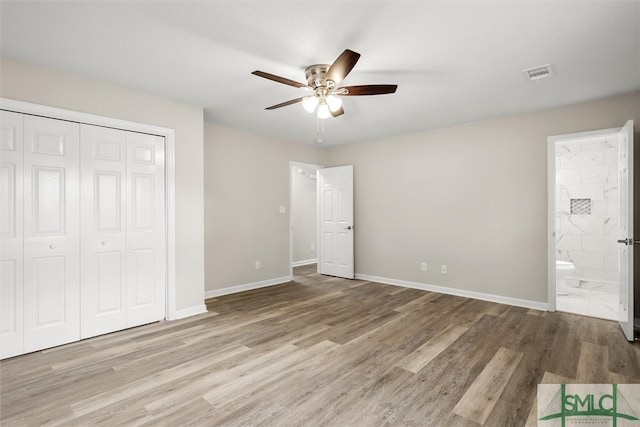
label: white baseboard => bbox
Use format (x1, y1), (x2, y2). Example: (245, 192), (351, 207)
(205, 276), (293, 299)
(175, 304), (208, 320)
(201, 272), (547, 312)
(292, 258), (317, 267)
(355, 274), (548, 311)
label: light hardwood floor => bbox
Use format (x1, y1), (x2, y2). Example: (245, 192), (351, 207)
(2, 264), (639, 426)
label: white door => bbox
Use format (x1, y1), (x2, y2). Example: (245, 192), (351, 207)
(23, 115), (80, 353)
(80, 124), (127, 338)
(82, 126), (166, 335)
(0, 111), (25, 359)
(126, 131), (166, 326)
(318, 165), (354, 279)
(618, 120), (635, 341)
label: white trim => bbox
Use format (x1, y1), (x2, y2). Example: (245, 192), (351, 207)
(204, 276), (292, 299)
(292, 258), (317, 267)
(546, 126), (622, 314)
(1, 97), (178, 321)
(175, 304), (208, 320)
(548, 127), (621, 144)
(166, 127), (177, 320)
(290, 161), (324, 170)
(547, 137), (556, 311)
(355, 274), (548, 311)
(289, 161), (322, 278)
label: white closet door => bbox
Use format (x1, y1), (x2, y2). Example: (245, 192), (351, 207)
(126, 132), (165, 327)
(23, 115), (80, 353)
(80, 124), (127, 339)
(0, 111), (25, 359)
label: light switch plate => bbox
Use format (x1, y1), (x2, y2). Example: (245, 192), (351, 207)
(279, 205), (286, 214)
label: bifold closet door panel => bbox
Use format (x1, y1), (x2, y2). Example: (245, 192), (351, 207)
(126, 131), (165, 327)
(0, 111), (25, 359)
(0, 108), (168, 359)
(80, 124), (127, 339)
(23, 115), (80, 353)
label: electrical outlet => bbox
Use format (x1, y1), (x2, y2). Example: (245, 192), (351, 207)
(255, 261), (261, 270)
(441, 265), (447, 274)
(421, 262), (427, 272)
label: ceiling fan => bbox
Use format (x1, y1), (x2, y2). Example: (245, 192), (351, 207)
(252, 49), (398, 119)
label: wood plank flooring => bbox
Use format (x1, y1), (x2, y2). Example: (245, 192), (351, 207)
(2, 264), (639, 426)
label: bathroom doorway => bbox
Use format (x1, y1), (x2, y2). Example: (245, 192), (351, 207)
(547, 127), (624, 320)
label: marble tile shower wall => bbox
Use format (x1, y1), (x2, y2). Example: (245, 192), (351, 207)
(556, 138), (619, 283)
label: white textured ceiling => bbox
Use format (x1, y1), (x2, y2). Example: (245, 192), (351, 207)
(1, 1), (639, 146)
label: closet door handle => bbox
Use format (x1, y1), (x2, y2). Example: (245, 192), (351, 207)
(49, 244), (56, 249)
(101, 241), (107, 246)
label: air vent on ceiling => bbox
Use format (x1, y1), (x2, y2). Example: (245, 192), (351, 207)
(524, 64), (553, 81)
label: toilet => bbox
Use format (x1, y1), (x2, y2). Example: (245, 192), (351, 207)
(556, 260), (575, 296)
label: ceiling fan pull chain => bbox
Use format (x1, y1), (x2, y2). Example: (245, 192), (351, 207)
(316, 115), (325, 136)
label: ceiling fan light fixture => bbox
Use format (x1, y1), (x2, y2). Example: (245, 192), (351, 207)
(317, 102), (331, 119)
(302, 95), (319, 113)
(253, 48), (397, 119)
(326, 95), (342, 112)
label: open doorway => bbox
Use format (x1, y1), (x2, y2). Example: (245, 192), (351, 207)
(289, 161), (321, 277)
(549, 129), (621, 320)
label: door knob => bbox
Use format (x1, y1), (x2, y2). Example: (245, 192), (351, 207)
(617, 238), (635, 245)
(346, 225), (354, 230)
(49, 244), (56, 249)
(101, 241), (107, 246)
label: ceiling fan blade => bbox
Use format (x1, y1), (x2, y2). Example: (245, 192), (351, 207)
(252, 70), (307, 89)
(265, 97), (304, 110)
(323, 49), (361, 86)
(331, 106), (345, 117)
(339, 84), (398, 96)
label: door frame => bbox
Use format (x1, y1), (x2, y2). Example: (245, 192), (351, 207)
(547, 126), (622, 312)
(0, 97), (178, 321)
(289, 161), (322, 277)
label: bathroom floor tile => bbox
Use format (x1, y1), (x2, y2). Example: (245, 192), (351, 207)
(556, 282), (618, 321)
(588, 304), (617, 321)
(557, 297), (589, 314)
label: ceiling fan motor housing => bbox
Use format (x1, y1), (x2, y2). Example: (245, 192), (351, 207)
(305, 64), (331, 88)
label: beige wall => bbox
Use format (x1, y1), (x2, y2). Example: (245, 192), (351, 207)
(326, 92), (640, 303)
(7, 54), (635, 310)
(291, 166), (318, 264)
(204, 123), (323, 291)
(0, 58), (206, 313)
